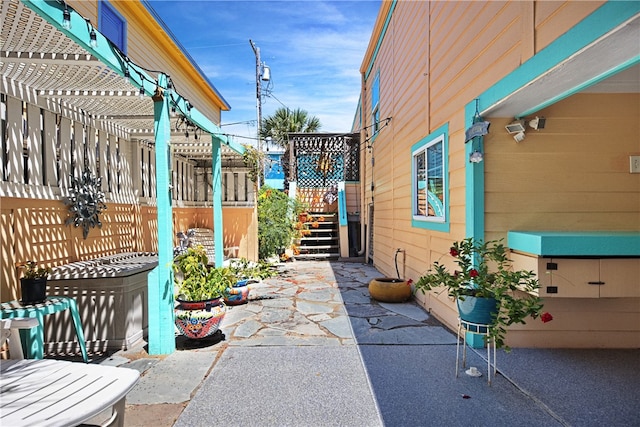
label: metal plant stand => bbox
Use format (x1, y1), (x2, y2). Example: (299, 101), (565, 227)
(456, 319), (497, 385)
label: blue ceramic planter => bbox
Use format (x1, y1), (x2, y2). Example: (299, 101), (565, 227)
(456, 296), (499, 330)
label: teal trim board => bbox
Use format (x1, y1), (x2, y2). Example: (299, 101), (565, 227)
(507, 231), (640, 257)
(211, 135), (224, 267)
(149, 74), (175, 355)
(365, 0), (397, 80)
(464, 102), (485, 241)
(410, 122), (450, 233)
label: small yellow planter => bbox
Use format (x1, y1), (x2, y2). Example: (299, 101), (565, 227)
(368, 278), (412, 303)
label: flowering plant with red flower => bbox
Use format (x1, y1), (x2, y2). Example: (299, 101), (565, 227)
(415, 238), (550, 350)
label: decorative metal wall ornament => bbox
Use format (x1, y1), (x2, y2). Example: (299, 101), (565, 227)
(65, 169), (107, 239)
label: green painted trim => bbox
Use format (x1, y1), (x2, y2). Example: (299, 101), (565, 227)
(211, 136), (224, 266)
(365, 0), (397, 80)
(508, 231), (640, 257)
(410, 122), (450, 233)
(149, 74), (175, 355)
(464, 102), (485, 241)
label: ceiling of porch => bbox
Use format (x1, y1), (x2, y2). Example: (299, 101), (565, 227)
(0, 0), (240, 164)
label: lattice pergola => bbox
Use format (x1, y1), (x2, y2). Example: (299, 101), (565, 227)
(288, 132), (360, 188)
(0, 0), (239, 162)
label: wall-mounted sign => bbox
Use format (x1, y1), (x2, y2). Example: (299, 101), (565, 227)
(465, 121), (490, 142)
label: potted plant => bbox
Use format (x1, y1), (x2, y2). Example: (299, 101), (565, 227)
(173, 246), (234, 339)
(415, 238), (552, 350)
(17, 261), (52, 305)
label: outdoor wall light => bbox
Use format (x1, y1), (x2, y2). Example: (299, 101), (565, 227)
(505, 120), (526, 134)
(469, 150), (484, 163)
(62, 4), (71, 29)
(528, 116), (546, 130)
(89, 28), (97, 48)
(513, 131), (526, 143)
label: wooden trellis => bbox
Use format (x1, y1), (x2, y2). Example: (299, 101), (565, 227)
(288, 132), (359, 188)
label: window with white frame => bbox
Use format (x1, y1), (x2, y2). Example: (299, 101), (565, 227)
(412, 134), (445, 222)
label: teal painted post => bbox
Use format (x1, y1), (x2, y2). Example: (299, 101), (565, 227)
(464, 102), (486, 349)
(464, 102), (485, 241)
(149, 75), (175, 355)
(211, 136), (224, 266)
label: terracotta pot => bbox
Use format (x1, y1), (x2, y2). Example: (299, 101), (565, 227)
(368, 277), (412, 303)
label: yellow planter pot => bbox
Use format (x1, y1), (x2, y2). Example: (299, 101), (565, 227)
(368, 278), (412, 303)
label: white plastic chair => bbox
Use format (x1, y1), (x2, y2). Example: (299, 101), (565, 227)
(0, 318), (39, 359)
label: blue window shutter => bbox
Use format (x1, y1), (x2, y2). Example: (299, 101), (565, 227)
(99, 1), (127, 53)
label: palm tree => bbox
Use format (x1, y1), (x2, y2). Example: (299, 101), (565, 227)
(260, 107), (321, 148)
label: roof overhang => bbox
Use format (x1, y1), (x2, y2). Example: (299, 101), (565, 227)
(483, 13), (640, 118)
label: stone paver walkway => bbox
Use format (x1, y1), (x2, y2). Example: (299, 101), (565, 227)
(221, 261), (454, 348)
(117, 260), (639, 427)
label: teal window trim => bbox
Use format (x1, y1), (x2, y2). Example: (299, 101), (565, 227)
(370, 70), (380, 143)
(98, 1), (127, 54)
(411, 123), (450, 232)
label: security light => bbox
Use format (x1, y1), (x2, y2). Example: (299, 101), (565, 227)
(505, 120), (526, 134)
(528, 116), (546, 130)
(513, 131), (526, 143)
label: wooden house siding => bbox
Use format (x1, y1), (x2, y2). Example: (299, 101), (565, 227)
(360, 1), (637, 347)
(484, 92), (640, 238)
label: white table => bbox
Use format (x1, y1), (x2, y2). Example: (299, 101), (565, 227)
(0, 359), (139, 427)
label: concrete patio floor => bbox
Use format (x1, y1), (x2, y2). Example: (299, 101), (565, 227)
(104, 260), (639, 426)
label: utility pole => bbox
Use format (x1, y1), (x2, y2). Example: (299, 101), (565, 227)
(250, 39), (262, 190)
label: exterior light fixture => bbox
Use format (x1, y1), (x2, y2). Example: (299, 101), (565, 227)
(528, 116), (546, 130)
(469, 150), (484, 163)
(138, 86), (145, 100)
(89, 28), (97, 48)
(505, 120), (526, 134)
(123, 67), (130, 84)
(170, 106), (177, 117)
(62, 4), (71, 29)
(513, 131), (526, 143)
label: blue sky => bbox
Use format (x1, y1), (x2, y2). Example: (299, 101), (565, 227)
(148, 0), (381, 147)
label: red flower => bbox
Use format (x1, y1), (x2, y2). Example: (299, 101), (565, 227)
(469, 269), (479, 278)
(406, 279), (413, 286)
(450, 248), (459, 257)
(541, 312), (553, 323)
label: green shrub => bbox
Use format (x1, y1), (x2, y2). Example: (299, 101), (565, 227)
(257, 186), (298, 259)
